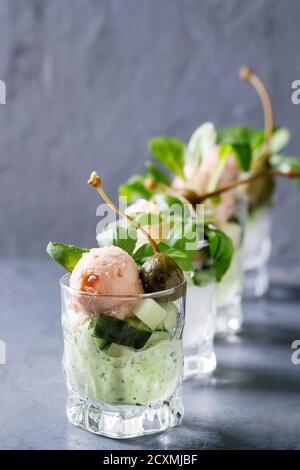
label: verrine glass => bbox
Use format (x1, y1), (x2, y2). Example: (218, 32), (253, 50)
(206, 191), (247, 335)
(61, 274), (186, 439)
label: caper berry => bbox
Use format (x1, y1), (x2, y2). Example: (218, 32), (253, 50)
(140, 253), (184, 294)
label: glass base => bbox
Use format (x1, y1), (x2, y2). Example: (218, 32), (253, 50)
(184, 340), (216, 380)
(243, 266), (269, 298)
(216, 300), (243, 336)
(184, 350), (216, 380)
(66, 391), (183, 439)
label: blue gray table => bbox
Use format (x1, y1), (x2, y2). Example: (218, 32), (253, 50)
(1, 260), (300, 450)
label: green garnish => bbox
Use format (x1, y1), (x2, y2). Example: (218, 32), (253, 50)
(148, 136), (186, 180)
(46, 242), (89, 272)
(204, 225), (234, 282)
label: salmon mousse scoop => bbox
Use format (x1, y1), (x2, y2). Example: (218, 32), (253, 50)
(70, 246), (144, 318)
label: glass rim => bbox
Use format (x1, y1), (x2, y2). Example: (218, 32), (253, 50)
(60, 273), (187, 300)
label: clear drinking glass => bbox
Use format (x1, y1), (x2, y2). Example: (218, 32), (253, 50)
(60, 274), (186, 439)
(242, 204), (272, 298)
(207, 192), (247, 335)
(183, 245), (216, 379)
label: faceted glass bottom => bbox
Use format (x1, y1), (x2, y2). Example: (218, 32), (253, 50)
(66, 390), (183, 439)
(242, 205), (271, 298)
(243, 265), (269, 298)
(216, 298), (243, 336)
(183, 282), (216, 380)
(184, 342), (217, 380)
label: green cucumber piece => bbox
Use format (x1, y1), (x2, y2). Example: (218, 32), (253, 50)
(92, 336), (110, 351)
(92, 314), (151, 350)
(105, 343), (132, 358)
(145, 331), (170, 348)
(160, 302), (178, 332)
(133, 298), (167, 330)
(156, 321), (166, 331)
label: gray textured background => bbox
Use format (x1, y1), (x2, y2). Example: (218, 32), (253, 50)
(1, 0), (300, 261)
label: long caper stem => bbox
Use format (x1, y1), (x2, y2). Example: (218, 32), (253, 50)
(88, 171), (160, 254)
(156, 168), (298, 204)
(239, 66), (274, 161)
(196, 168), (298, 203)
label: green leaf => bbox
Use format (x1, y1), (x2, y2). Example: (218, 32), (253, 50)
(97, 222), (137, 255)
(204, 225), (234, 282)
(217, 126), (291, 166)
(167, 221), (199, 252)
(270, 154), (300, 187)
(217, 126), (265, 150)
(133, 241), (194, 272)
(148, 136), (186, 179)
(219, 143), (252, 171)
(119, 174), (152, 203)
(132, 243), (155, 264)
(145, 161), (171, 185)
(252, 127), (291, 162)
(207, 144), (231, 192)
(46, 242), (89, 272)
(186, 122), (217, 170)
(159, 243), (194, 272)
(207, 142), (251, 191)
(230, 143), (252, 171)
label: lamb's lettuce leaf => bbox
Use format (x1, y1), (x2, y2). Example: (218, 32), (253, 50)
(46, 242), (89, 272)
(145, 161), (171, 185)
(217, 126), (265, 150)
(119, 174), (153, 203)
(204, 225), (234, 282)
(148, 136), (186, 179)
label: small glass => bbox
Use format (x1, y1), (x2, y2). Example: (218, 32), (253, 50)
(206, 191), (247, 335)
(60, 274), (186, 439)
(183, 243), (216, 379)
(242, 204), (272, 298)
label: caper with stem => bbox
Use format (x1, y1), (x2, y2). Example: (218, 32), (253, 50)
(88, 171), (185, 294)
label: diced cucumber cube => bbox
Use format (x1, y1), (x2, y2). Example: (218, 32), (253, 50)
(133, 299), (167, 330)
(105, 343), (131, 358)
(92, 336), (110, 351)
(145, 331), (170, 348)
(156, 321), (166, 331)
(162, 302), (178, 332)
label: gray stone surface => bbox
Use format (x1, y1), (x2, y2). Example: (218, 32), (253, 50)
(0, 0), (300, 261)
(1, 259), (300, 450)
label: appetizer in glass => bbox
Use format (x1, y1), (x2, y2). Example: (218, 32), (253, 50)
(207, 67), (300, 297)
(47, 173), (186, 439)
(120, 127), (244, 335)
